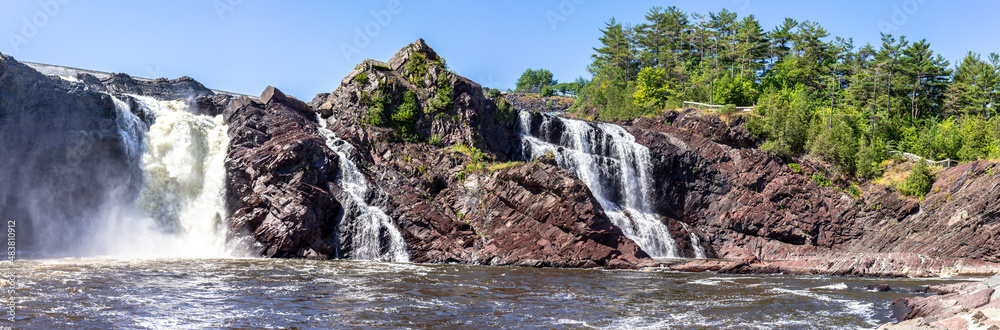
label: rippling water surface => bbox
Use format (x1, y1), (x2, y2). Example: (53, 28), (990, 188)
(7, 258), (981, 329)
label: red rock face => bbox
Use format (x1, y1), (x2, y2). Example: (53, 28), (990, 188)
(627, 110), (1000, 276)
(224, 87), (342, 259)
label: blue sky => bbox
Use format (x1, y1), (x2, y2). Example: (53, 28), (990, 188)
(2, 1), (997, 99)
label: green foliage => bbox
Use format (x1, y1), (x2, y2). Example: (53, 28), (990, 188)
(372, 64), (392, 71)
(718, 104), (737, 115)
(554, 77), (588, 96)
(847, 183), (863, 199)
(788, 163), (802, 174)
(406, 52), (429, 85)
(392, 90), (422, 141)
(713, 74), (756, 106)
(856, 138), (886, 179)
(367, 92), (388, 126)
(812, 172), (831, 187)
(516, 68), (556, 93)
(633, 67), (671, 110)
(494, 97), (517, 125)
(487, 88), (502, 98)
(901, 161), (935, 198)
(808, 114), (858, 174)
(353, 72), (369, 86)
(755, 87), (813, 157)
(429, 76), (454, 113)
(428, 134), (442, 147)
(540, 85), (555, 97)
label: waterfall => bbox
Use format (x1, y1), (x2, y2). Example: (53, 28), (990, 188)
(129, 95), (231, 257)
(681, 222), (707, 259)
(317, 117), (409, 262)
(75, 94), (231, 257)
(517, 111), (682, 258)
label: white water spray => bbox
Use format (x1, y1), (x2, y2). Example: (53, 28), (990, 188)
(518, 112), (682, 258)
(130, 95), (231, 257)
(317, 117), (409, 262)
(81, 94), (231, 257)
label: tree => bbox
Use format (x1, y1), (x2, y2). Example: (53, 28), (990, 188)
(901, 160), (934, 198)
(515, 68), (556, 93)
(946, 52), (999, 116)
(633, 67), (671, 110)
(900, 39), (951, 121)
(593, 18), (638, 84)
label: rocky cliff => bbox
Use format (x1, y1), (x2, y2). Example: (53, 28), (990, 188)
(613, 109), (1000, 276)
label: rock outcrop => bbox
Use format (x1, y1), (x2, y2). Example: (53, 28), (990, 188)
(306, 39), (654, 268)
(881, 273), (1000, 329)
(224, 87), (342, 259)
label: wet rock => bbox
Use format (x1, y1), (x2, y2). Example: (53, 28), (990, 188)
(884, 273), (1000, 328)
(866, 284), (892, 292)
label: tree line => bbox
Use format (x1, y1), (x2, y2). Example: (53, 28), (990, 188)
(570, 6), (1000, 179)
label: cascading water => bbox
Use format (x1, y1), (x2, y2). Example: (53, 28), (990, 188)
(517, 111), (682, 258)
(78, 94), (231, 257)
(317, 117), (409, 262)
(130, 95), (231, 257)
(681, 222), (707, 259)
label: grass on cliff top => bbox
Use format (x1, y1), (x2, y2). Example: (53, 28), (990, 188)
(450, 144), (526, 180)
(875, 158), (942, 198)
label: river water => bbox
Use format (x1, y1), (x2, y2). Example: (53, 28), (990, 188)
(6, 258), (979, 329)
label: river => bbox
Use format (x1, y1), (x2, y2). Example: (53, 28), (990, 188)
(6, 257), (979, 329)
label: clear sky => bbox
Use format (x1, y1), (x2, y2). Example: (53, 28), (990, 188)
(2, 1), (997, 99)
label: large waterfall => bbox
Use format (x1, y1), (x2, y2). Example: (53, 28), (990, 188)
(517, 112), (686, 258)
(318, 117), (409, 262)
(80, 94), (231, 257)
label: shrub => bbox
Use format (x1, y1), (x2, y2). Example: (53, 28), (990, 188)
(901, 161), (935, 198)
(788, 163), (802, 174)
(367, 93), (388, 126)
(352, 72), (369, 86)
(847, 183), (863, 199)
(812, 172), (831, 187)
(429, 76), (454, 113)
(487, 88), (501, 98)
(429, 134), (442, 147)
(494, 97), (516, 125)
(719, 104), (737, 115)
(392, 91), (422, 142)
(406, 52), (429, 85)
